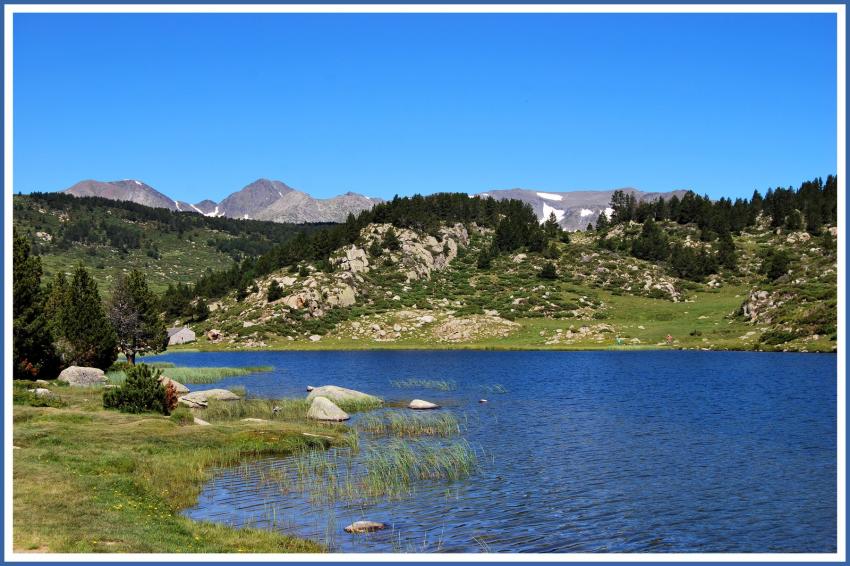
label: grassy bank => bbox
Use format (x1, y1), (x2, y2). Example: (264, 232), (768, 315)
(170, 287), (836, 354)
(12, 385), (345, 553)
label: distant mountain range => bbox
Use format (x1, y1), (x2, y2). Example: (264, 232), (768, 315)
(63, 179), (383, 224)
(476, 188), (690, 231)
(61, 179), (688, 230)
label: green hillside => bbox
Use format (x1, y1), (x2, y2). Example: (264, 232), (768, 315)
(13, 193), (327, 294)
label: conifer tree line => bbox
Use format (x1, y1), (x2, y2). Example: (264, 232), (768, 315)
(599, 176), (836, 236)
(594, 176), (837, 281)
(13, 231), (168, 379)
(16, 191), (326, 260)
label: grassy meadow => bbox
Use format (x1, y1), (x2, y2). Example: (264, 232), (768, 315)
(12, 383), (348, 553)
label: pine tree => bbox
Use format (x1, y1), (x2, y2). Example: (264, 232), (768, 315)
(595, 212), (609, 231)
(383, 227), (401, 251)
(543, 212), (561, 239)
(630, 218), (670, 261)
(54, 265), (117, 369)
(13, 232), (61, 379)
(717, 231), (737, 270)
(107, 269), (167, 365)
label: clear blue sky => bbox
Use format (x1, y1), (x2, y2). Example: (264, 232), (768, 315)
(13, 12), (837, 202)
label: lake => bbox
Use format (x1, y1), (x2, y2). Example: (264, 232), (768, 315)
(149, 350), (837, 553)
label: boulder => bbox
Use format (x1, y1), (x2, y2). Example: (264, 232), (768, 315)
(408, 399), (440, 410)
(241, 418), (270, 423)
(344, 520), (386, 534)
(58, 366), (107, 387)
(158, 376), (189, 394)
(34, 379), (50, 387)
(306, 396), (350, 421)
(180, 389), (240, 404)
(27, 388), (55, 398)
(179, 397), (207, 409)
(306, 385), (315, 392)
(306, 385), (382, 405)
(206, 329), (222, 341)
(309, 334), (322, 342)
(193, 417), (211, 426)
(479, 399), (488, 404)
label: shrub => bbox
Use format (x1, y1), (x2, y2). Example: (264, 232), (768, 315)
(169, 407), (194, 425)
(539, 262), (558, 280)
(103, 363), (173, 415)
(267, 280), (283, 302)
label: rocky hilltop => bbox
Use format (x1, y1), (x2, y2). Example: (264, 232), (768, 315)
(63, 178), (382, 223)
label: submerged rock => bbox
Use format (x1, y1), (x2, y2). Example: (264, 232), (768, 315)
(408, 399), (440, 410)
(58, 366), (107, 387)
(344, 520), (386, 534)
(306, 396), (350, 421)
(306, 385), (381, 405)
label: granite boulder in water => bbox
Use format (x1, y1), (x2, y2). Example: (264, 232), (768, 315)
(306, 385), (381, 405)
(408, 399), (440, 410)
(306, 396), (350, 421)
(344, 520), (386, 533)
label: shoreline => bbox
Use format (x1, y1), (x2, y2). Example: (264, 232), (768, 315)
(164, 343), (837, 355)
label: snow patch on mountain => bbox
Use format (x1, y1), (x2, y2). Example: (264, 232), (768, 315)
(542, 203), (566, 223)
(537, 192), (563, 201)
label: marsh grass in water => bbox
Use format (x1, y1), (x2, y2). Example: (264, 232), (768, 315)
(107, 365), (273, 385)
(255, 439), (479, 506)
(390, 378), (457, 392)
(358, 411), (461, 437)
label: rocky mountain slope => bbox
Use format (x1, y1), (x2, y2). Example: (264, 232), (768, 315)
(62, 178), (382, 223)
(477, 188), (689, 231)
(184, 217), (836, 354)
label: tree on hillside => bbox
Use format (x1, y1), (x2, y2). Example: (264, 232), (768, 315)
(630, 218), (670, 262)
(716, 231), (737, 271)
(13, 232), (61, 379)
(543, 212), (561, 239)
(760, 249), (792, 281)
(52, 265), (117, 369)
(610, 190), (636, 223)
(108, 269), (167, 365)
(595, 212), (609, 232)
(383, 227), (401, 252)
(267, 279), (283, 302)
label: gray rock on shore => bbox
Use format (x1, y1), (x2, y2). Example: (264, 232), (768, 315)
(58, 366), (107, 387)
(179, 389), (240, 405)
(306, 396), (350, 421)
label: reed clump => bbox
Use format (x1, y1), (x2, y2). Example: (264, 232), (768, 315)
(358, 411), (461, 437)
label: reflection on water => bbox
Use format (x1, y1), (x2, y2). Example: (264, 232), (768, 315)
(151, 350), (836, 553)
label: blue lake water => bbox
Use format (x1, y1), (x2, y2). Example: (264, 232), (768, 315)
(149, 350), (837, 553)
